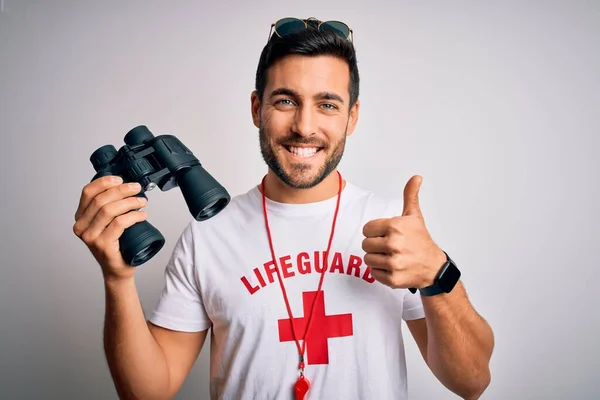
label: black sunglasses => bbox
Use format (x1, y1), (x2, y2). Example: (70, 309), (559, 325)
(268, 17), (353, 42)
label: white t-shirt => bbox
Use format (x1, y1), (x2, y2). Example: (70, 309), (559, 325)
(149, 180), (426, 400)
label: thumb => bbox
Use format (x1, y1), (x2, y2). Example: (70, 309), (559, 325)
(402, 175), (423, 217)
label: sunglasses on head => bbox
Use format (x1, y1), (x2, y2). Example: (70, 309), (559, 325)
(268, 17), (353, 42)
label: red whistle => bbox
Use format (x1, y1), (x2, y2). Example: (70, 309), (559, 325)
(295, 375), (310, 400)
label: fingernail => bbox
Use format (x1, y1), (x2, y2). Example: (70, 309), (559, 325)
(111, 176), (123, 184)
(138, 197), (147, 204)
(129, 182), (141, 190)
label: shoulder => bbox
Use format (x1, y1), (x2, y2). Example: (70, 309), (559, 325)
(341, 182), (404, 219)
(183, 185), (262, 236)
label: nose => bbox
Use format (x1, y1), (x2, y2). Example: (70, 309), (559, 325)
(291, 104), (317, 137)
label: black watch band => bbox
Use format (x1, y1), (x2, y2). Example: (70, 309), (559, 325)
(419, 283), (446, 296)
(408, 251), (461, 296)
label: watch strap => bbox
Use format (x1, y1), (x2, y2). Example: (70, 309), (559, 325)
(419, 282), (445, 296)
(408, 251), (453, 296)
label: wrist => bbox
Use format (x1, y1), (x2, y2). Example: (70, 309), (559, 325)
(103, 274), (136, 289)
(418, 250), (461, 296)
(419, 248), (448, 288)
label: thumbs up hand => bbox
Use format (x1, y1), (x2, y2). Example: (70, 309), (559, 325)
(362, 175), (447, 290)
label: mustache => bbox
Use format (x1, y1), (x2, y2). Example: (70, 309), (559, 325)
(276, 135), (328, 148)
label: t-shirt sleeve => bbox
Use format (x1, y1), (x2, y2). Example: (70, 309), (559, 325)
(148, 222), (212, 332)
(402, 290), (426, 321)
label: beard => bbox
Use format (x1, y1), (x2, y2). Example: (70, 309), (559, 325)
(259, 126), (347, 189)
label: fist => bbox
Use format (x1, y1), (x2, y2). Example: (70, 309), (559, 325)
(362, 175), (446, 290)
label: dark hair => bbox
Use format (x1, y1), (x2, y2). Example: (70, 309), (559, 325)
(254, 18), (360, 108)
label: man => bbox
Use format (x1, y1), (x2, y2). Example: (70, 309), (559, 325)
(73, 17), (494, 400)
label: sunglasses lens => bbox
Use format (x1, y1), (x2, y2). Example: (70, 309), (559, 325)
(320, 21), (350, 39)
(275, 18), (306, 36)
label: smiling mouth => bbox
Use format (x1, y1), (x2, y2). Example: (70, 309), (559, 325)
(284, 145), (323, 158)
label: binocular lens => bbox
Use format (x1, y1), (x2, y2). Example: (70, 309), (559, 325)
(197, 197), (230, 220)
(119, 220), (166, 266)
(177, 166), (231, 221)
(130, 241), (164, 266)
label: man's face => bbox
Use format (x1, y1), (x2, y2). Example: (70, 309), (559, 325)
(251, 54), (359, 189)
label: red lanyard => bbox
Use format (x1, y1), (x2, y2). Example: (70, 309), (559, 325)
(260, 170), (343, 400)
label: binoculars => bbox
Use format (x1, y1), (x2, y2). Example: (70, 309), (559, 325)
(89, 125), (230, 266)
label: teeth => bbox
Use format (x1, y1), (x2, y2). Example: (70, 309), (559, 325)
(289, 146), (318, 158)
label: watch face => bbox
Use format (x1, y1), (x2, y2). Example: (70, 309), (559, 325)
(438, 262), (461, 292)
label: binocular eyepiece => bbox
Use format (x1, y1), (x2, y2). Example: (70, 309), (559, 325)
(89, 125), (230, 266)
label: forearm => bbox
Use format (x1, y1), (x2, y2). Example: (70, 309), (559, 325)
(103, 277), (170, 400)
(422, 281), (494, 399)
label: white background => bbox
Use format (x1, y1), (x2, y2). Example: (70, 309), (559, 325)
(1, 0), (598, 399)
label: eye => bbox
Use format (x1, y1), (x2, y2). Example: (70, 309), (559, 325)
(275, 99), (295, 106)
(320, 103), (338, 110)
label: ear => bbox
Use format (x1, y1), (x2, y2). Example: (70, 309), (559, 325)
(345, 99), (360, 137)
(251, 90), (261, 128)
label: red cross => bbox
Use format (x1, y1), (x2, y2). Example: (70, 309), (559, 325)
(278, 290), (353, 365)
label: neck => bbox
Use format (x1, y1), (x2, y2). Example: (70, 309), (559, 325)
(260, 169), (345, 204)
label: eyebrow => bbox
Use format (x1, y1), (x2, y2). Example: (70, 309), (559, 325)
(269, 87), (345, 105)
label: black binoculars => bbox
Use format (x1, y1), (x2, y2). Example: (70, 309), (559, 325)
(89, 125), (230, 266)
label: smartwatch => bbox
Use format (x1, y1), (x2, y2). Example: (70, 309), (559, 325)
(409, 251), (461, 296)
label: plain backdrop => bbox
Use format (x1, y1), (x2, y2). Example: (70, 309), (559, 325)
(1, 0), (599, 399)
